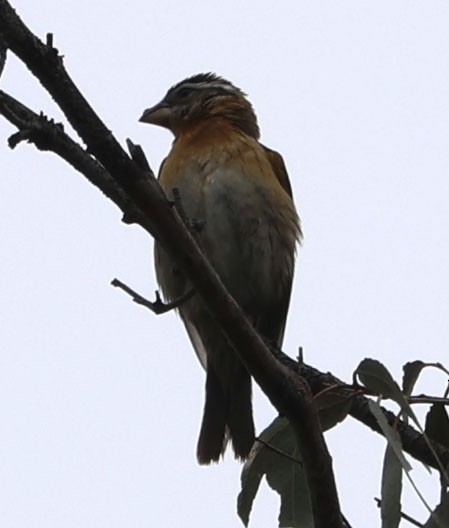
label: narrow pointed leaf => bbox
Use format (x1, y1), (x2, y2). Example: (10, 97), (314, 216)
(368, 400), (412, 472)
(402, 361), (426, 397)
(380, 444), (403, 528)
(356, 359), (404, 404)
(357, 358), (420, 429)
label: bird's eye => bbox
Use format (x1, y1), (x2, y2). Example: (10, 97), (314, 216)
(176, 86), (194, 99)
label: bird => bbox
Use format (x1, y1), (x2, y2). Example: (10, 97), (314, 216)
(139, 73), (301, 464)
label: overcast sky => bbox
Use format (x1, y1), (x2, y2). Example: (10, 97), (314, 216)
(1, 1), (449, 527)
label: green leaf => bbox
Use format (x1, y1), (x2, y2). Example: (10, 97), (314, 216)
(422, 492), (449, 528)
(425, 404), (449, 449)
(238, 429), (273, 527)
(356, 359), (404, 403)
(315, 390), (352, 431)
(402, 361), (426, 397)
(380, 443), (403, 528)
(267, 446), (312, 528)
(368, 400), (412, 472)
(237, 417), (313, 528)
(356, 358), (420, 429)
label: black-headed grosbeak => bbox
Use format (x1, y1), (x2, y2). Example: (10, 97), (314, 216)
(140, 73), (301, 464)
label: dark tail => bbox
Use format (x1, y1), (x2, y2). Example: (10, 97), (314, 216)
(196, 366), (255, 465)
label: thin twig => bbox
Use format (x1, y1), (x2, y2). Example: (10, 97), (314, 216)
(126, 138), (153, 174)
(111, 278), (195, 314)
(408, 395), (449, 405)
(0, 90), (138, 215)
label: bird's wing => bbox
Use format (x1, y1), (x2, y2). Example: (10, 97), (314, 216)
(157, 156), (168, 180)
(261, 144), (293, 199)
(255, 281), (293, 348)
(256, 145), (299, 348)
(183, 317), (208, 370)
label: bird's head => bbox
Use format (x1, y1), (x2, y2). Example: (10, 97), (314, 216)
(139, 73), (259, 138)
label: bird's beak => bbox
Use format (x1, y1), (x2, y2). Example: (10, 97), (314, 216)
(139, 101), (172, 128)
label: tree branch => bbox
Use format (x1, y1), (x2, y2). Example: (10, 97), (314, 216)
(0, 90), (133, 208)
(111, 278), (195, 314)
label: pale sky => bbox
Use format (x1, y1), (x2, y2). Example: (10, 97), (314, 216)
(1, 1), (449, 527)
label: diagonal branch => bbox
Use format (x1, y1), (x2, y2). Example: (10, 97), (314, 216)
(0, 90), (131, 207)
